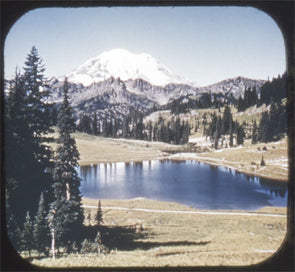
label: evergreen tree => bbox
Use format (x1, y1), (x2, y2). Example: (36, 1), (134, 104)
(260, 73), (287, 105)
(147, 121), (152, 141)
(23, 46), (53, 173)
(269, 101), (279, 140)
(180, 121), (190, 144)
(5, 71), (30, 237)
(251, 120), (259, 144)
(236, 123), (245, 145)
(122, 115), (130, 138)
(113, 119), (119, 138)
(175, 117), (181, 144)
(5, 48), (54, 231)
(135, 113), (144, 140)
(33, 192), (50, 255)
(278, 102), (287, 134)
(95, 200), (103, 226)
(21, 211), (34, 258)
(258, 112), (270, 143)
(5, 179), (22, 251)
(213, 94), (219, 108)
(153, 125), (159, 142)
(237, 95), (245, 112)
(252, 86), (258, 106)
(221, 105), (233, 135)
(214, 124), (219, 149)
(94, 231), (102, 255)
(168, 119), (176, 143)
(49, 78), (84, 249)
(92, 112), (98, 135)
(229, 121), (234, 147)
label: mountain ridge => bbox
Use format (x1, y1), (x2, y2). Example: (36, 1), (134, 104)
(48, 75), (265, 123)
(42, 49), (266, 121)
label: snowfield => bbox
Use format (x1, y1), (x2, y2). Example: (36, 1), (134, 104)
(63, 49), (197, 87)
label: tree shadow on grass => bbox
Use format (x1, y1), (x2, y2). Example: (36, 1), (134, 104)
(83, 225), (210, 251)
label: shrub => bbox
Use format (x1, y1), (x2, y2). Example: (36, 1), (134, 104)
(80, 233), (109, 256)
(261, 155), (266, 166)
(80, 239), (93, 255)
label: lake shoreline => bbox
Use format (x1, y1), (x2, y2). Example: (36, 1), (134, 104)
(168, 156), (288, 182)
(79, 155), (288, 182)
(70, 132), (288, 182)
(82, 197), (288, 215)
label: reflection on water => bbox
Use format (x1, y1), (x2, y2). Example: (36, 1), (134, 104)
(78, 160), (288, 210)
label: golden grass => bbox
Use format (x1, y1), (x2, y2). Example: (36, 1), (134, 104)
(32, 198), (287, 268)
(72, 131), (184, 165)
(73, 131), (288, 181)
(193, 138), (288, 181)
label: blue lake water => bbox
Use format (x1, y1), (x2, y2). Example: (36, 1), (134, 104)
(78, 160), (288, 210)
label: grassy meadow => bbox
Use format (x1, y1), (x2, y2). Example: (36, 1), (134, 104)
(34, 121), (289, 267)
(31, 198), (287, 267)
(70, 130), (288, 181)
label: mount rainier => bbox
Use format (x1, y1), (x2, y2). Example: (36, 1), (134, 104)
(49, 49), (265, 119)
(63, 49), (197, 87)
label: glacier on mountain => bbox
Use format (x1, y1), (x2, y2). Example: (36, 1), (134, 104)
(64, 49), (197, 87)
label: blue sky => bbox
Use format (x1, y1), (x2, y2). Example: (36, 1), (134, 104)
(4, 6), (286, 86)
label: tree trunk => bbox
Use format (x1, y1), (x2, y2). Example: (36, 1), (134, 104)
(51, 228), (55, 260)
(66, 182), (70, 201)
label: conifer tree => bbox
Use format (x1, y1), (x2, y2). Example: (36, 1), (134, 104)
(221, 105), (233, 135)
(23, 46), (54, 178)
(175, 117), (181, 144)
(236, 123), (245, 145)
(5, 180), (22, 251)
(49, 78), (84, 249)
(229, 121), (234, 147)
(261, 155), (266, 166)
(237, 95), (245, 112)
(95, 200), (103, 226)
(33, 192), (50, 255)
(135, 113), (144, 140)
(5, 48), (54, 230)
(258, 112), (270, 143)
(22, 211), (34, 258)
(23, 46), (52, 138)
(251, 120), (258, 144)
(147, 121), (152, 141)
(93, 112), (98, 135)
(5, 72), (30, 237)
(269, 101), (279, 140)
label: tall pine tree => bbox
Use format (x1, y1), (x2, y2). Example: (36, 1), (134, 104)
(33, 192), (50, 255)
(49, 78), (84, 252)
(251, 120), (258, 144)
(95, 200), (103, 227)
(21, 211), (34, 258)
(5, 48), (54, 238)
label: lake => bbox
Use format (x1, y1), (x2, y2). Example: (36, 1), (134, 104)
(78, 160), (288, 210)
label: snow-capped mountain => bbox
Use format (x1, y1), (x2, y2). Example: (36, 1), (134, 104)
(63, 49), (197, 87)
(48, 49), (265, 122)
